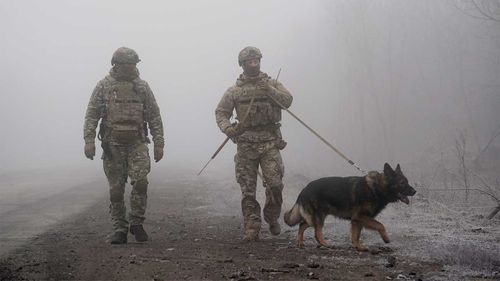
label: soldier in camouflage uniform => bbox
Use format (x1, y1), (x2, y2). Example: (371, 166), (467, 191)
(215, 46), (293, 241)
(83, 47), (165, 244)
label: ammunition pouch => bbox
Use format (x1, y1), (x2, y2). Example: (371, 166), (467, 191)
(273, 123), (287, 150)
(275, 139), (287, 150)
(235, 88), (281, 128)
(108, 124), (143, 144)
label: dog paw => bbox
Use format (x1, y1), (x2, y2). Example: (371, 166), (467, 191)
(317, 243), (331, 248)
(355, 245), (369, 252)
(380, 232), (391, 243)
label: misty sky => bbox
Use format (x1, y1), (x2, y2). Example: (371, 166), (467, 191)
(1, 0), (499, 179)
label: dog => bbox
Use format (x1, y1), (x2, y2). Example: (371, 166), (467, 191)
(284, 163), (416, 251)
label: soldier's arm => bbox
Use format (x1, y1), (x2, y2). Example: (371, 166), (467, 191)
(143, 82), (165, 148)
(268, 79), (293, 109)
(215, 87), (236, 133)
(83, 83), (105, 144)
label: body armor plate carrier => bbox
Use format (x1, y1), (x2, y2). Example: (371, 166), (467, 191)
(103, 79), (145, 144)
(235, 87), (281, 128)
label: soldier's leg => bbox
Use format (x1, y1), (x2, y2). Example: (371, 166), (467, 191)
(235, 143), (261, 241)
(127, 143), (151, 226)
(127, 143), (151, 242)
(261, 145), (285, 235)
(103, 146), (129, 236)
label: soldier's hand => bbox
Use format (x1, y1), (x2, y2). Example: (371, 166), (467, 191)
(257, 79), (272, 92)
(154, 145), (164, 162)
(84, 143), (95, 160)
(225, 124), (243, 138)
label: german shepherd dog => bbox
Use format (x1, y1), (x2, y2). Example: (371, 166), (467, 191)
(284, 163), (416, 251)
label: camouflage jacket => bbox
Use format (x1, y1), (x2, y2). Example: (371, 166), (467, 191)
(83, 73), (164, 147)
(215, 72), (292, 142)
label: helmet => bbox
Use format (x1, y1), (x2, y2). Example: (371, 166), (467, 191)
(238, 46), (262, 66)
(111, 47), (141, 65)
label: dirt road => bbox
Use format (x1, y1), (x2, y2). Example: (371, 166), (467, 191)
(0, 168), (498, 280)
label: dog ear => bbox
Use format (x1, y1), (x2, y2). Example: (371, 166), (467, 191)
(395, 164), (401, 174)
(384, 163), (394, 176)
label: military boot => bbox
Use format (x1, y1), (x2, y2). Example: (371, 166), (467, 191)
(130, 224), (148, 242)
(241, 195), (261, 241)
(243, 220), (261, 242)
(263, 184), (284, 236)
(110, 231), (127, 244)
(269, 221), (281, 235)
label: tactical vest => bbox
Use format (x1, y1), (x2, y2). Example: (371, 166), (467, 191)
(102, 77), (145, 144)
(235, 86), (281, 129)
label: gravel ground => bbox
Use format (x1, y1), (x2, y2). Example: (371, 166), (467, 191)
(0, 168), (499, 281)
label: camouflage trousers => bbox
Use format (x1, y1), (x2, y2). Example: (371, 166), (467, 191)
(103, 142), (151, 233)
(235, 140), (285, 231)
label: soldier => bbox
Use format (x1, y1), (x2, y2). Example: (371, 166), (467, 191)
(215, 46), (293, 241)
(83, 47), (165, 244)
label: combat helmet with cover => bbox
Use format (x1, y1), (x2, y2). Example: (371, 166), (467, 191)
(111, 47), (141, 65)
(238, 46), (262, 66)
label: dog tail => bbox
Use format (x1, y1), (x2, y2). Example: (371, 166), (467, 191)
(284, 203), (302, 226)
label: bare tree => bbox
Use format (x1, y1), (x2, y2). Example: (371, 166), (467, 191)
(470, 173), (500, 219)
(474, 123), (500, 162)
(455, 131), (470, 202)
(454, 0), (500, 22)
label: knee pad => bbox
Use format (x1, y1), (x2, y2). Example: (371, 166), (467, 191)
(269, 183), (284, 192)
(133, 178), (148, 194)
(241, 195), (261, 214)
(109, 188), (124, 202)
(241, 189), (256, 198)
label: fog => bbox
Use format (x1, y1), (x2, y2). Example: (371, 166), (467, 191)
(1, 0), (499, 180)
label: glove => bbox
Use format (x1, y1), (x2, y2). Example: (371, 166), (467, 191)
(225, 124), (243, 138)
(84, 142), (95, 160)
(154, 145), (164, 162)
(257, 79), (272, 92)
